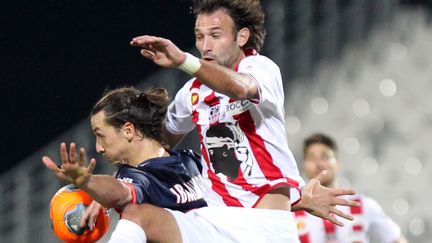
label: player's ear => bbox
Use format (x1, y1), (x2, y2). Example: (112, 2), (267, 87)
(237, 27), (250, 48)
(122, 122), (135, 142)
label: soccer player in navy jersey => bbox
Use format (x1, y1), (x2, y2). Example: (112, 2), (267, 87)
(42, 87), (208, 241)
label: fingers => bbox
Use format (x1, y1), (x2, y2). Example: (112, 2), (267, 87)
(332, 188), (356, 197)
(141, 49), (155, 59)
(60, 142), (69, 164)
(332, 196), (361, 207)
(87, 158), (97, 173)
(313, 170), (329, 183)
(326, 215), (344, 227)
(130, 35), (160, 46)
(80, 201), (100, 230)
(330, 206), (353, 221)
(69, 143), (77, 164)
(42, 156), (59, 172)
(79, 147), (86, 166)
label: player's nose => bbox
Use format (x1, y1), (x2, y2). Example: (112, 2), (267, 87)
(95, 143), (104, 154)
(202, 37), (213, 52)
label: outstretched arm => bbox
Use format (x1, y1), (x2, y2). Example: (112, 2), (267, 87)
(130, 35), (258, 100)
(292, 171), (361, 226)
(42, 142), (132, 209)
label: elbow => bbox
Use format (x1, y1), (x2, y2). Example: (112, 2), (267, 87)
(229, 76), (259, 100)
(229, 84), (252, 100)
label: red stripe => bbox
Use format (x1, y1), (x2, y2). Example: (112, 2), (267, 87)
(351, 197), (363, 233)
(197, 125), (243, 207)
(350, 198), (362, 214)
(353, 225), (363, 231)
(190, 79), (202, 89)
(323, 218), (336, 234)
(294, 210), (310, 243)
(203, 91), (220, 107)
(191, 81), (241, 206)
(233, 109), (285, 179)
(299, 233), (310, 243)
(294, 210), (306, 217)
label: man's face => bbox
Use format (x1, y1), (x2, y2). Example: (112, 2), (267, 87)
(302, 143), (340, 187)
(91, 111), (128, 164)
(195, 9), (244, 68)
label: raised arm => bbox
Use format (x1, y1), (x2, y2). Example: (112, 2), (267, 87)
(130, 35), (258, 100)
(42, 142), (132, 209)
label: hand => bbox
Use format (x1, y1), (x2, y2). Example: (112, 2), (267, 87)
(296, 170), (361, 226)
(130, 35), (186, 68)
(42, 142), (96, 187)
(80, 200), (106, 230)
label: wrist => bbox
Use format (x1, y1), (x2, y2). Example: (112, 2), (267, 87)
(77, 175), (91, 189)
(177, 52), (201, 75)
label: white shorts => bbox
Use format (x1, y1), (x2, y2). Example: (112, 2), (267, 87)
(166, 206), (300, 243)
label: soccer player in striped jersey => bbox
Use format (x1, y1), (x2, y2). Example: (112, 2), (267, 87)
(119, 0), (362, 242)
(293, 133), (407, 243)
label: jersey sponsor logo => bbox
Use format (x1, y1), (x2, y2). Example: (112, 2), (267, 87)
(117, 177), (133, 184)
(207, 100), (252, 124)
(169, 175), (206, 204)
(225, 100), (252, 116)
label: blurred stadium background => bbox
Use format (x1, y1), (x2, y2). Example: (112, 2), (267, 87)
(1, 0), (431, 242)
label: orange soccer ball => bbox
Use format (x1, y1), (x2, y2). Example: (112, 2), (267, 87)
(49, 185), (110, 243)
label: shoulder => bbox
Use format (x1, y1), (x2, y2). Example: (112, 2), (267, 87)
(172, 77), (199, 103)
(181, 77), (199, 91)
(177, 148), (200, 158)
(239, 54), (279, 70)
(174, 149), (203, 173)
(116, 165), (151, 185)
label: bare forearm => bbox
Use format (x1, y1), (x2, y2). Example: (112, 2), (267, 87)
(162, 125), (186, 148)
(194, 60), (258, 100)
(81, 175), (132, 209)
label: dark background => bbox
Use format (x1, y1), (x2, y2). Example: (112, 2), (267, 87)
(1, 0), (431, 175)
(0, 0), (195, 174)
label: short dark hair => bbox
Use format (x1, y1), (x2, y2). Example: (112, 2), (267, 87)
(91, 86), (170, 147)
(192, 0), (266, 51)
(303, 133), (338, 155)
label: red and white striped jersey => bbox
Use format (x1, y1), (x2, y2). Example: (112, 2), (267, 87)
(293, 194), (401, 243)
(166, 53), (304, 207)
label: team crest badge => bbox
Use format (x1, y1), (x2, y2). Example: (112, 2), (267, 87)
(191, 92), (199, 105)
(295, 216), (309, 235)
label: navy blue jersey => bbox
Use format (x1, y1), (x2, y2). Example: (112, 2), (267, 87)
(115, 149), (207, 212)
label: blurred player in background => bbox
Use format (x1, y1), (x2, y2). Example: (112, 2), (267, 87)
(293, 133), (408, 243)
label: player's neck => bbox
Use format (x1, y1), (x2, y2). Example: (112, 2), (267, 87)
(229, 50), (246, 69)
(127, 139), (168, 166)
